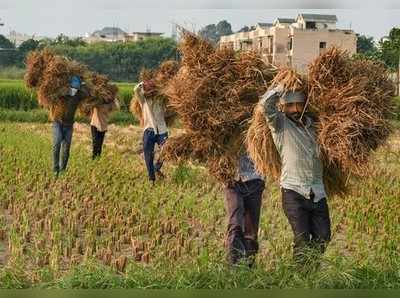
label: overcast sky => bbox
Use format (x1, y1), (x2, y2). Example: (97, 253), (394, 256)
(0, 0), (400, 39)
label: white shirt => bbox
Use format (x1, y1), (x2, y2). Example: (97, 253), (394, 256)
(134, 82), (168, 135)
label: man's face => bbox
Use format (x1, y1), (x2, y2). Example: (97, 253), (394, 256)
(282, 102), (305, 119)
(143, 80), (156, 94)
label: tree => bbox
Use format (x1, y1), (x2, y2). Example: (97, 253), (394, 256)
(19, 39), (39, 53)
(15, 39), (40, 67)
(199, 20), (233, 44)
(216, 20), (232, 37)
(379, 27), (400, 69)
(0, 34), (17, 66)
(357, 35), (376, 54)
(0, 34), (15, 49)
(49, 37), (177, 81)
(39, 34), (87, 48)
(199, 24), (218, 44)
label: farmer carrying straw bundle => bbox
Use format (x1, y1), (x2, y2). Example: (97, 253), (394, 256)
(134, 80), (169, 184)
(25, 49), (119, 175)
(247, 48), (394, 264)
(90, 99), (120, 159)
(51, 75), (88, 177)
(259, 86), (331, 263)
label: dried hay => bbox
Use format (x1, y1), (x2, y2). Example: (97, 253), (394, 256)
(161, 30), (276, 185)
(79, 72), (119, 117)
(25, 50), (118, 116)
(246, 47), (395, 196)
(130, 95), (144, 127)
(24, 49), (56, 89)
(35, 55), (87, 107)
(130, 62), (180, 127)
(308, 47), (395, 177)
(246, 104), (281, 181)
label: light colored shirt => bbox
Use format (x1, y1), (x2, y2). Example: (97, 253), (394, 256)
(134, 82), (168, 135)
(90, 101), (119, 132)
(259, 88), (326, 202)
(236, 154), (264, 182)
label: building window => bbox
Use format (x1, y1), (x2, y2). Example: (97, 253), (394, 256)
(288, 37), (293, 51)
(319, 41), (327, 55)
(306, 21), (316, 29)
(268, 36), (273, 54)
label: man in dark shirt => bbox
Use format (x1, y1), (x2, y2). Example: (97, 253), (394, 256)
(51, 75), (87, 177)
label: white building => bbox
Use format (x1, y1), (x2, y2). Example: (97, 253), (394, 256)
(220, 13), (356, 73)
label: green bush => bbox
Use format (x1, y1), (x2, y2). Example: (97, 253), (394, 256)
(117, 83), (135, 112)
(108, 110), (138, 125)
(0, 109), (48, 123)
(48, 38), (177, 82)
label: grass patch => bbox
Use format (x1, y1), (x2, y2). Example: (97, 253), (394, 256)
(0, 79), (135, 112)
(0, 66), (25, 80)
(0, 108), (138, 126)
(0, 122), (399, 288)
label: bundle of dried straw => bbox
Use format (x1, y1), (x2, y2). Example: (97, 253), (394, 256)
(25, 50), (118, 116)
(161, 31), (276, 184)
(246, 47), (395, 195)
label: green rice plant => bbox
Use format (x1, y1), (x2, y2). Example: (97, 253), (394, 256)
(0, 79), (38, 110)
(0, 122), (400, 288)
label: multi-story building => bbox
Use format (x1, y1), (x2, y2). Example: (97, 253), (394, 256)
(220, 14), (357, 73)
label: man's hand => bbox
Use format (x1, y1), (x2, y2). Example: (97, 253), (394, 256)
(272, 84), (284, 95)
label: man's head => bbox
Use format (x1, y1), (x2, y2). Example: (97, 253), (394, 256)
(69, 75), (82, 96)
(279, 91), (306, 120)
(70, 76), (81, 89)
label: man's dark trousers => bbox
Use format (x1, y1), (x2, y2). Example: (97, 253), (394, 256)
(224, 179), (265, 265)
(143, 128), (168, 181)
(281, 188), (331, 261)
(91, 125), (106, 159)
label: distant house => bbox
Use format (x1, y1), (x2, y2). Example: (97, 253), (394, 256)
(220, 13), (356, 73)
(256, 23), (273, 30)
(125, 32), (163, 42)
(295, 14), (338, 30)
(85, 27), (127, 43)
(273, 18), (296, 27)
(85, 27), (164, 43)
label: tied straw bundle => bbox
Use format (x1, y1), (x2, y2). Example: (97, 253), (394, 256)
(129, 61), (180, 127)
(24, 49), (118, 116)
(246, 47), (395, 196)
(161, 30), (276, 184)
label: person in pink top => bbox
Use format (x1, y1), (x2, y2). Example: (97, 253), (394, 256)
(90, 100), (119, 159)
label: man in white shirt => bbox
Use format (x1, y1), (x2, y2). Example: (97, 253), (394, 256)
(134, 80), (168, 183)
